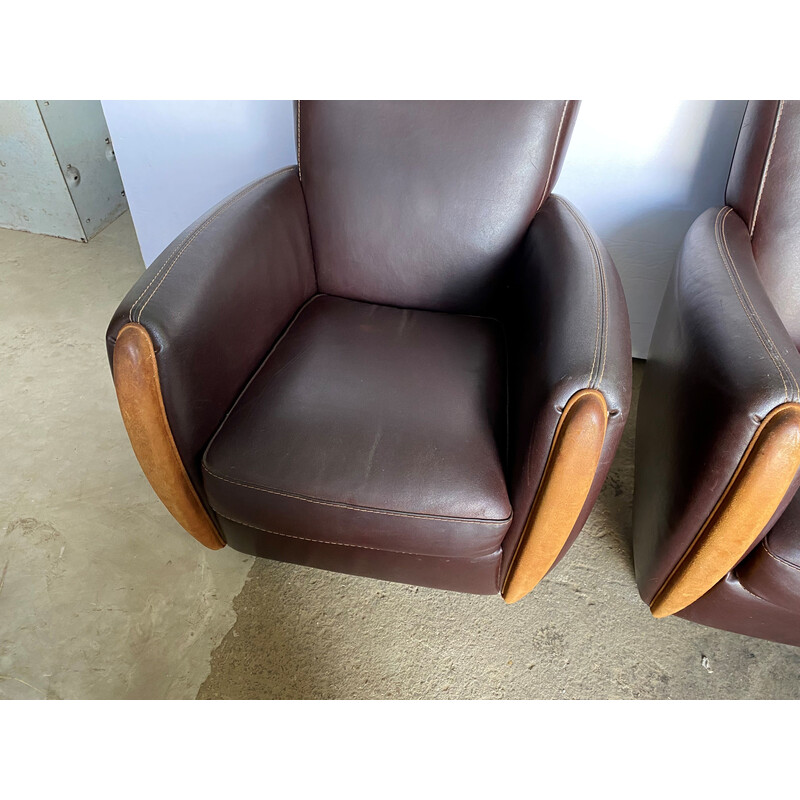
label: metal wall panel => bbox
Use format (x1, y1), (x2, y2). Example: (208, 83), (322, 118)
(37, 100), (128, 239)
(0, 100), (85, 240)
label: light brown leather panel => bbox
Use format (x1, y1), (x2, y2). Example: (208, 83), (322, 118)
(113, 323), (225, 550)
(650, 403), (800, 618)
(502, 389), (608, 604)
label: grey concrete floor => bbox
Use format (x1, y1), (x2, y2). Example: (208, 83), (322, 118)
(0, 215), (253, 699)
(198, 361), (800, 699)
(2, 213), (799, 700)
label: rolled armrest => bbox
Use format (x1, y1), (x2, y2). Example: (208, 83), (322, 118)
(633, 206), (800, 616)
(106, 166), (316, 545)
(501, 195), (632, 602)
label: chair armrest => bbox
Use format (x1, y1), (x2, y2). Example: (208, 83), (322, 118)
(501, 195), (632, 602)
(106, 166), (316, 546)
(633, 206), (800, 616)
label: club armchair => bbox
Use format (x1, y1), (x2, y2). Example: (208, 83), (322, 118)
(107, 101), (632, 603)
(633, 100), (800, 644)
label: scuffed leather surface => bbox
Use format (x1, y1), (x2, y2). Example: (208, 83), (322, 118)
(298, 100), (577, 314)
(745, 103), (800, 348)
(633, 206), (800, 606)
(106, 167), (316, 508)
(725, 100), (783, 232)
(219, 517), (503, 594)
(499, 195), (632, 579)
(736, 494), (800, 613)
(203, 295), (511, 558)
(113, 323), (225, 549)
(677, 572), (800, 647)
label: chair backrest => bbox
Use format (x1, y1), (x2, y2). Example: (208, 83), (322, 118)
(726, 100), (800, 347)
(296, 100), (577, 313)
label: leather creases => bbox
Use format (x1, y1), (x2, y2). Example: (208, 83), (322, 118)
(502, 389), (608, 604)
(650, 402), (800, 618)
(112, 323), (225, 550)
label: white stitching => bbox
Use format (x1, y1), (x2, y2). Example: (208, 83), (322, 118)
(296, 100), (302, 182)
(203, 463), (512, 525)
(129, 174), (280, 322)
(538, 101), (570, 211)
(750, 100), (784, 237)
(216, 511), (502, 560)
(551, 195), (603, 388)
(720, 207), (799, 399)
(761, 538), (800, 573)
(715, 207), (796, 402)
(132, 167), (296, 324)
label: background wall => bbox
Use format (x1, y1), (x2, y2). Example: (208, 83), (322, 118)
(557, 100), (747, 356)
(103, 99), (748, 358)
(101, 100), (296, 266)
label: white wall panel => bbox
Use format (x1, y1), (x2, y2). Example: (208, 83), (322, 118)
(102, 101), (296, 266)
(555, 100), (748, 357)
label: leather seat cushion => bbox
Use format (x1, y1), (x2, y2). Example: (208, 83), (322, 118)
(202, 294), (512, 558)
(735, 492), (800, 612)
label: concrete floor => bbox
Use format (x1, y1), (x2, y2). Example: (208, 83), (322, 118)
(2, 213), (799, 699)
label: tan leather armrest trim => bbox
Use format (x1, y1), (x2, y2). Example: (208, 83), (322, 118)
(502, 389), (608, 604)
(650, 403), (800, 618)
(113, 323), (225, 550)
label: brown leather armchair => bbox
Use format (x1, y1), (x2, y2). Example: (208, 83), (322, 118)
(633, 101), (800, 644)
(107, 101), (632, 603)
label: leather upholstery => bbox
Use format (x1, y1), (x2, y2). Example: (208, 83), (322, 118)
(203, 294), (512, 559)
(107, 101), (632, 598)
(107, 167), (316, 514)
(298, 101), (577, 314)
(113, 323), (224, 549)
(735, 102), (800, 349)
(736, 495), (800, 613)
(501, 196), (631, 582)
(635, 100), (800, 643)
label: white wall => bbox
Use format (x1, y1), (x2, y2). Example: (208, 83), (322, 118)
(556, 100), (748, 357)
(103, 99), (748, 359)
(101, 100), (296, 266)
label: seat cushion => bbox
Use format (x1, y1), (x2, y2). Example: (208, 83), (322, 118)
(202, 294), (512, 558)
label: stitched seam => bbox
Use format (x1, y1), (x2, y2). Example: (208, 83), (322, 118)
(216, 511), (502, 559)
(732, 574), (770, 603)
(537, 101), (570, 211)
(296, 100), (302, 182)
(202, 464), (511, 525)
(750, 100), (784, 237)
(551, 195), (603, 387)
(715, 208), (788, 400)
(720, 207), (799, 399)
(133, 168), (296, 324)
(715, 207), (794, 402)
(761, 539), (800, 573)
(129, 172), (284, 321)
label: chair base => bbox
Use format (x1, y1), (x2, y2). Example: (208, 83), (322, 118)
(218, 515), (502, 595)
(677, 572), (800, 647)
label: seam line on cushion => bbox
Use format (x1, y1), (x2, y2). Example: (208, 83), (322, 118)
(750, 100), (784, 237)
(761, 538), (800, 572)
(131, 167), (296, 323)
(551, 195), (605, 388)
(216, 511), (503, 559)
(537, 101), (570, 212)
(203, 464), (512, 525)
(716, 207), (798, 402)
